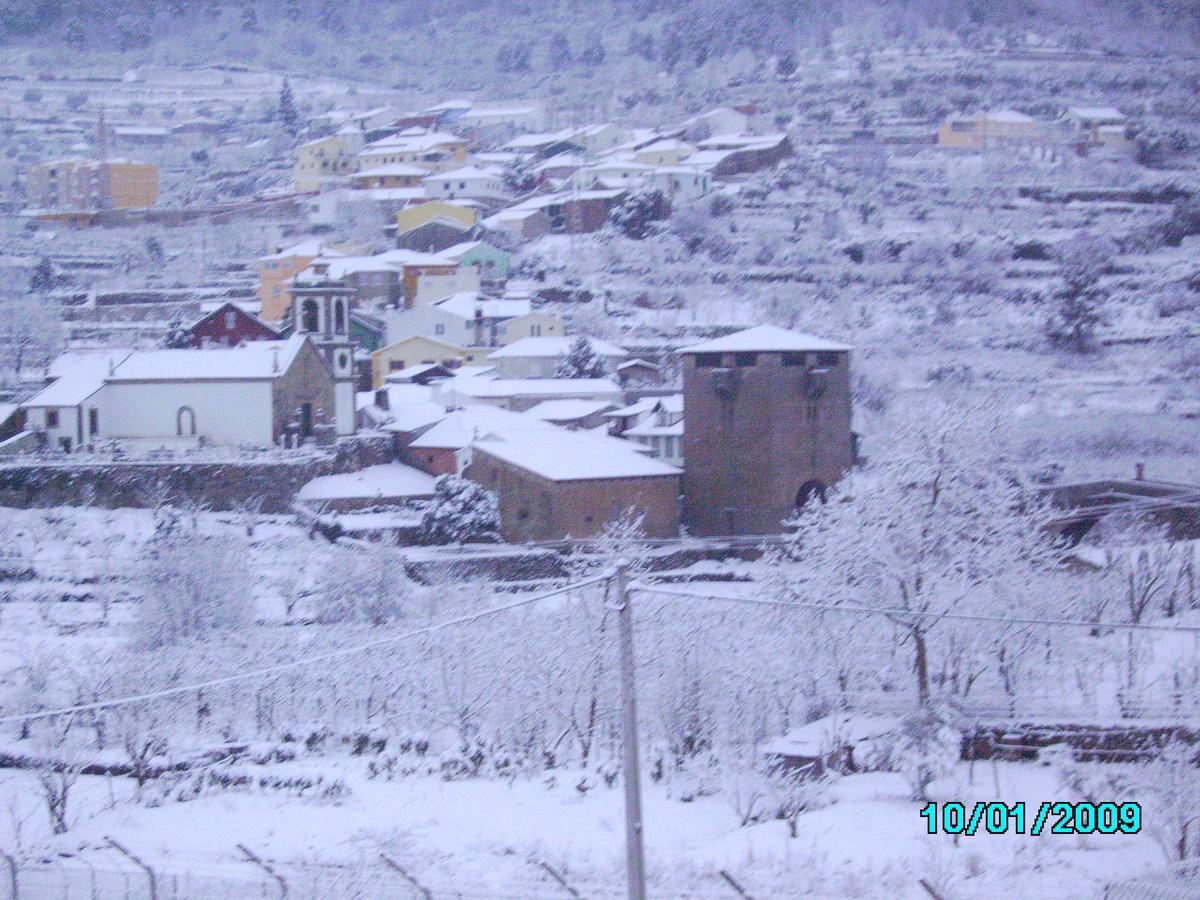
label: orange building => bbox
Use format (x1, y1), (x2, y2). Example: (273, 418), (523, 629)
(256, 240), (342, 323)
(25, 158), (158, 211)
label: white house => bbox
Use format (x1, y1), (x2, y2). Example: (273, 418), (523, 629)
(486, 335), (629, 379)
(422, 165), (510, 203)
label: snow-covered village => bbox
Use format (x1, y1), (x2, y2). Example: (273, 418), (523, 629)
(0, 1), (1198, 897)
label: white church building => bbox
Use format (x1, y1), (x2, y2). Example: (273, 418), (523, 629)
(22, 334), (353, 452)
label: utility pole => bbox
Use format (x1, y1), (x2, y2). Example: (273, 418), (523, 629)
(614, 564), (647, 899)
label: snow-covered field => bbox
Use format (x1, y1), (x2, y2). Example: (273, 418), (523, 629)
(0, 756), (1167, 898)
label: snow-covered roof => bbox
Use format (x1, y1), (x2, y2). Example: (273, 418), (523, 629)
(435, 292), (530, 320)
(295, 255), (400, 281)
(376, 248), (459, 267)
(438, 375), (623, 401)
(410, 405), (552, 449)
(382, 401), (448, 434)
(361, 130), (464, 154)
(298, 463), (436, 502)
(524, 399), (617, 422)
(1066, 106), (1126, 121)
(984, 108), (1035, 123)
(108, 335), (308, 382)
(474, 431), (680, 482)
(503, 129), (576, 150)
(434, 240), (487, 258)
(352, 163), (430, 178)
(259, 239), (342, 261)
(423, 165), (505, 182)
(486, 336), (628, 359)
(23, 351), (130, 407)
(624, 419), (683, 438)
(681, 324), (852, 354)
(425, 99), (473, 112)
(636, 138), (695, 154)
(761, 714), (901, 759)
(386, 362), (452, 381)
(533, 152), (588, 172)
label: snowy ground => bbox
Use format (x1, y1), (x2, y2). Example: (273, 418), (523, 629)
(0, 757), (1166, 898)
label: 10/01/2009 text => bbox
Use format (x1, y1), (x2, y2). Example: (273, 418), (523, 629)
(919, 801), (1142, 835)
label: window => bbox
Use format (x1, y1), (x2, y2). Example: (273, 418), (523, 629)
(734, 352), (757, 367)
(531, 324), (542, 336)
(435, 323), (445, 335)
(817, 352), (840, 367)
(807, 404), (819, 421)
(301, 299), (319, 333)
(46, 409), (59, 428)
(334, 301), (346, 335)
(224, 311), (237, 330)
(390, 360), (405, 371)
(88, 408), (99, 435)
(695, 353), (721, 368)
(782, 352), (805, 367)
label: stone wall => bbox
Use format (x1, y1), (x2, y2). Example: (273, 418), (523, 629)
(0, 436), (394, 514)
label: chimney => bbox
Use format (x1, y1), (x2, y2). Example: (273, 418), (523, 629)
(474, 307), (484, 347)
(272, 347), (280, 373)
(1135, 462), (1145, 481)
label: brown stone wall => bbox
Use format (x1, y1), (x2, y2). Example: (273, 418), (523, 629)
(682, 349), (853, 535)
(272, 340), (337, 441)
(468, 448), (680, 541)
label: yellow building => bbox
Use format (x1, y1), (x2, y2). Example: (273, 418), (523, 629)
(257, 239), (341, 323)
(294, 135), (356, 193)
(370, 335), (480, 388)
(394, 200), (478, 236)
(936, 110), (1042, 150)
(25, 158), (158, 211)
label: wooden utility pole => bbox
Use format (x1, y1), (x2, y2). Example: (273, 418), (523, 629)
(614, 564), (647, 899)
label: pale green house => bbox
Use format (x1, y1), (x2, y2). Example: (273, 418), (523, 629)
(436, 240), (510, 283)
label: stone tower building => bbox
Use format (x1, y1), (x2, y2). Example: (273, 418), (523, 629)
(681, 324), (854, 535)
(290, 265), (357, 437)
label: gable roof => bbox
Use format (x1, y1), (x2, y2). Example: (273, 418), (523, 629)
(486, 335), (628, 359)
(474, 431), (680, 482)
(373, 334), (468, 357)
(108, 334), (309, 382)
(435, 292), (530, 320)
(24, 351), (131, 407)
(680, 324), (852, 354)
(188, 301), (280, 336)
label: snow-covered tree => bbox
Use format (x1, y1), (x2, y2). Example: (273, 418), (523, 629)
(278, 78), (300, 137)
(1046, 234), (1114, 352)
(419, 475), (500, 545)
(771, 402), (1060, 705)
(134, 529), (253, 647)
(555, 336), (607, 379)
(610, 187), (668, 239)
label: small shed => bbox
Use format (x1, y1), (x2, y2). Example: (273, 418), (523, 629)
(761, 714), (900, 777)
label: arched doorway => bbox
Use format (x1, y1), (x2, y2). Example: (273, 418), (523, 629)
(176, 406), (196, 436)
(796, 479), (827, 508)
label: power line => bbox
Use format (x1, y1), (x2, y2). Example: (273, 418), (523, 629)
(0, 573), (612, 726)
(632, 582), (1200, 635)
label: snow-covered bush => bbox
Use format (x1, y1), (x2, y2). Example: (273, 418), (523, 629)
(312, 545), (412, 625)
(419, 475), (500, 545)
(890, 707), (962, 802)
